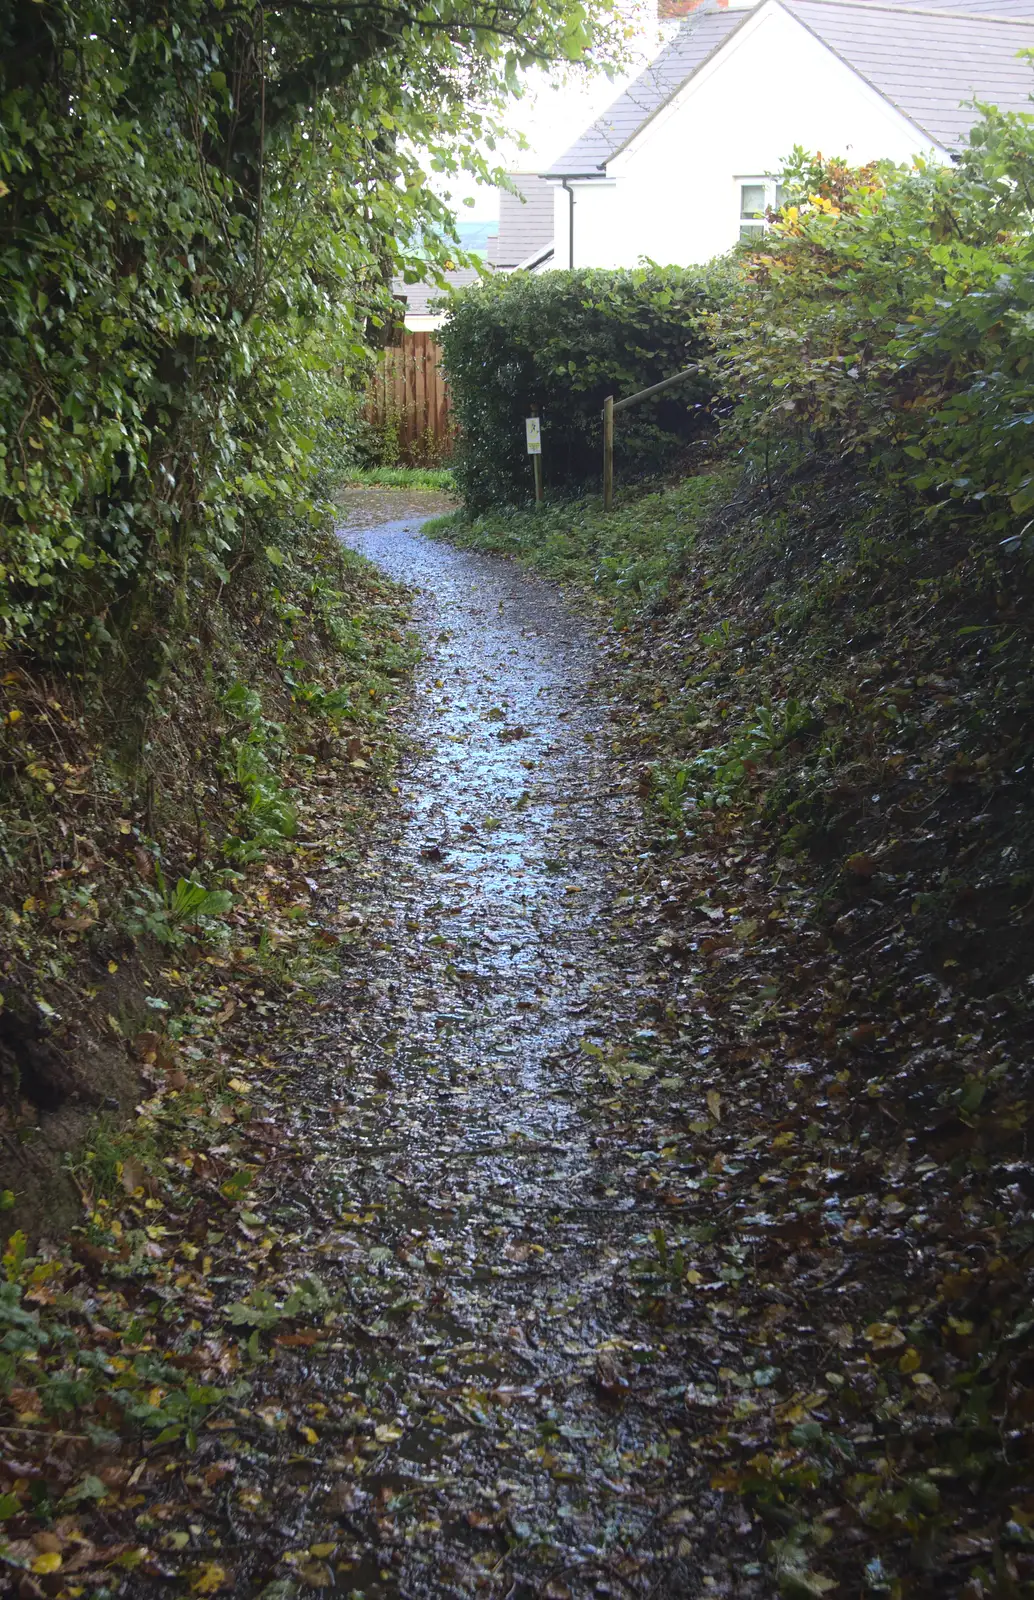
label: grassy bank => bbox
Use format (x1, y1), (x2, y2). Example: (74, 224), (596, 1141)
(0, 516), (422, 1590)
(433, 466), (1034, 985)
(433, 464), (1034, 1598)
(0, 522), (415, 1235)
(425, 471), (729, 617)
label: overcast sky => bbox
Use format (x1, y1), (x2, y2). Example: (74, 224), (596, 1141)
(440, 0), (666, 220)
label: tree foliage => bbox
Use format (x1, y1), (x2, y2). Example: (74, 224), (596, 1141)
(438, 266), (725, 512)
(0, 0), (616, 664)
(714, 101), (1034, 543)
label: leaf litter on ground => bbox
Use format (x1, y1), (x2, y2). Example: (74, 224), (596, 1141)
(3, 488), (1031, 1600)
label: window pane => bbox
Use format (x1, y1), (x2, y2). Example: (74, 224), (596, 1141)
(740, 183), (766, 219)
(775, 183), (787, 210)
(739, 223), (765, 242)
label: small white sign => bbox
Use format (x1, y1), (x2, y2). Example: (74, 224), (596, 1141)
(525, 416), (542, 455)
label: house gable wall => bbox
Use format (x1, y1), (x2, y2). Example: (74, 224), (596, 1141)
(561, 2), (939, 269)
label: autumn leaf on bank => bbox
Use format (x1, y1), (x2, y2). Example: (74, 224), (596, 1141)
(190, 1561), (229, 1593)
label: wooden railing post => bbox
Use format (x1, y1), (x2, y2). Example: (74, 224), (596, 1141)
(603, 365), (699, 509)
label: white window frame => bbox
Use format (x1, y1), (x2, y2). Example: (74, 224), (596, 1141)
(735, 175), (785, 243)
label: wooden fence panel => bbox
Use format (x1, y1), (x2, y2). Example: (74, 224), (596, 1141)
(365, 331), (453, 465)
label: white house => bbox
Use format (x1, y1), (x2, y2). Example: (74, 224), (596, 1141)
(541, 0), (1034, 268)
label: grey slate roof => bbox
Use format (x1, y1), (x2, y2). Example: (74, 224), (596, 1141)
(543, 10), (744, 175)
(543, 0), (1034, 178)
(790, 1), (1034, 148)
(853, 0), (1034, 11)
(392, 267), (483, 318)
(495, 174), (555, 266)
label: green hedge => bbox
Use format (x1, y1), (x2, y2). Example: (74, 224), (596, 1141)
(0, 0), (609, 668)
(437, 268), (725, 512)
(714, 117), (1034, 543)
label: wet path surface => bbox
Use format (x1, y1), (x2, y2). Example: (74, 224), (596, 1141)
(265, 513), (753, 1598)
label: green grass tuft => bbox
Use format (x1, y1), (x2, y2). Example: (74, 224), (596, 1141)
(343, 466), (456, 492)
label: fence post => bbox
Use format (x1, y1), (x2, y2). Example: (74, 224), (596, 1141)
(603, 395), (614, 512)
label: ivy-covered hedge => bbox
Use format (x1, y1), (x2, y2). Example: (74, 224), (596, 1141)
(0, 0), (614, 669)
(438, 268), (726, 512)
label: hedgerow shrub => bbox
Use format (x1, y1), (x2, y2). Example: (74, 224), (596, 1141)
(438, 268), (727, 512)
(0, 0), (618, 669)
(715, 108), (1034, 544)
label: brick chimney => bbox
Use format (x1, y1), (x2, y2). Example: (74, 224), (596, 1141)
(658, 0), (728, 16)
(659, 0), (762, 16)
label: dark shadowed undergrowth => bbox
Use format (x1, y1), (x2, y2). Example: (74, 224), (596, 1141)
(0, 519), (416, 1221)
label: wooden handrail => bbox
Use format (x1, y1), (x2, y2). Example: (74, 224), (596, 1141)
(603, 365), (700, 510)
(613, 365), (699, 413)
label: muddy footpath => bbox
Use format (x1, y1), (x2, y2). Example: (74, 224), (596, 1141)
(230, 501), (765, 1599)
(7, 496), (1023, 1600)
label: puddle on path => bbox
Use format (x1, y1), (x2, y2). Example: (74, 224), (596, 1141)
(259, 514), (755, 1599)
